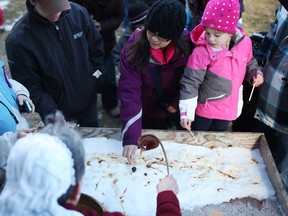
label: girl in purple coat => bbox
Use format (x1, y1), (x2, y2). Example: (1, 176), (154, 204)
(118, 0), (192, 163)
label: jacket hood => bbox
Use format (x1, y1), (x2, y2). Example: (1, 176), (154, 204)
(190, 24), (246, 46)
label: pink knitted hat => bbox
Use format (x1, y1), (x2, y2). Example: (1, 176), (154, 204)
(201, 0), (240, 34)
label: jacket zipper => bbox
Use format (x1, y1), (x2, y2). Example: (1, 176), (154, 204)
(206, 93), (227, 101)
(54, 24), (79, 89)
(55, 25), (62, 41)
(205, 93), (227, 108)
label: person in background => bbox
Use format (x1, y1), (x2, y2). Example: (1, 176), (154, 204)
(0, 7), (4, 30)
(254, 0), (288, 192)
(0, 58), (35, 192)
(71, 0), (125, 118)
(0, 60), (35, 136)
(238, 0), (245, 27)
(119, 0), (192, 163)
(186, 0), (209, 31)
(112, 1), (150, 70)
(5, 0), (105, 127)
(179, 0), (263, 132)
(123, 0), (138, 32)
(186, 0), (244, 31)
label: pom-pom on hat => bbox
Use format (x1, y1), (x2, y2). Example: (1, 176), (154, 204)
(128, 2), (150, 24)
(201, 0), (240, 34)
(144, 0), (186, 41)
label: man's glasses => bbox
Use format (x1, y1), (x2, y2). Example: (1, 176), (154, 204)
(146, 30), (170, 42)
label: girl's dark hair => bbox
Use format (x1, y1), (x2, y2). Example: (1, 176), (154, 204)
(127, 30), (151, 71)
(127, 29), (193, 71)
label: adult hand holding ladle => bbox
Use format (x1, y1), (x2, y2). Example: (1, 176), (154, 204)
(137, 134), (170, 174)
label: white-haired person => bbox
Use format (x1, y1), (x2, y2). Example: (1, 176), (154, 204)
(0, 132), (80, 215)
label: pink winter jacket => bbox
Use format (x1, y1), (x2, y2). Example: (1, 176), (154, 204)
(179, 24), (261, 121)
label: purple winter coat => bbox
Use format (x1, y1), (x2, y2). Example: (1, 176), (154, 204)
(118, 29), (189, 146)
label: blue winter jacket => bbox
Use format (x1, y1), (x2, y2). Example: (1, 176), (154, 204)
(0, 60), (18, 135)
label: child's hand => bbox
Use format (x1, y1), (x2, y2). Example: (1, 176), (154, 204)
(252, 72), (264, 87)
(180, 119), (192, 130)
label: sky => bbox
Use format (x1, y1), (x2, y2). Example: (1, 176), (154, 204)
(81, 137), (281, 216)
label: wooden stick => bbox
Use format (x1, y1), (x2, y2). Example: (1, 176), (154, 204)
(188, 129), (196, 140)
(248, 83), (256, 102)
(34, 121), (43, 130)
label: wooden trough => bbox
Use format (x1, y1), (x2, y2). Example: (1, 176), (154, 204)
(79, 127), (288, 215)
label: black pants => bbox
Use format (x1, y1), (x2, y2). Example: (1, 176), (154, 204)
(67, 97), (99, 127)
(142, 111), (182, 130)
(191, 115), (230, 131)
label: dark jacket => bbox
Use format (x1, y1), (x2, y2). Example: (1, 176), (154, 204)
(5, 2), (105, 120)
(119, 29), (190, 146)
(71, 0), (125, 55)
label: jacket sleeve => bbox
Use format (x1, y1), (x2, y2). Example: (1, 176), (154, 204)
(245, 57), (263, 84)
(9, 79), (30, 97)
(85, 10), (105, 73)
(118, 33), (142, 146)
(156, 191), (181, 216)
(179, 49), (208, 121)
(6, 41), (58, 119)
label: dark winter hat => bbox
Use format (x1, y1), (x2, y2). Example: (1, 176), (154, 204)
(128, 2), (150, 24)
(144, 0), (186, 41)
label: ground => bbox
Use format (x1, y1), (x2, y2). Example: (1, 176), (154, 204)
(0, 0), (279, 128)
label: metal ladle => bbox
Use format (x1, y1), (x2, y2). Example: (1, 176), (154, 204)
(137, 134), (169, 174)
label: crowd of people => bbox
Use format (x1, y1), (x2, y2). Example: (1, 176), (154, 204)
(0, 0), (287, 214)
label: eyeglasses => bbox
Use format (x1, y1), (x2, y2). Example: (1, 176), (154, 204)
(146, 30), (170, 42)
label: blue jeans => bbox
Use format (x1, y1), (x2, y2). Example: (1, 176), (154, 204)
(191, 115), (230, 131)
(123, 0), (130, 31)
(257, 121), (288, 191)
(101, 54), (118, 111)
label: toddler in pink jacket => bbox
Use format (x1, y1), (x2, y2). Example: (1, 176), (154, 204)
(179, 0), (263, 131)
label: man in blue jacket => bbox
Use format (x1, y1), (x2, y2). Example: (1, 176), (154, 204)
(5, 0), (105, 127)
